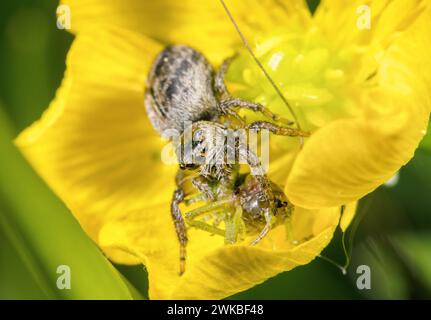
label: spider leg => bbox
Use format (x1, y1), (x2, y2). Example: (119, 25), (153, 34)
(214, 55), (236, 99)
(215, 56), (294, 126)
(220, 98), (294, 126)
(192, 176), (216, 201)
(250, 223), (270, 246)
(238, 143), (272, 186)
(247, 121), (310, 137)
(219, 106), (246, 127)
(171, 185), (187, 275)
(250, 208), (272, 246)
(214, 57), (254, 126)
(177, 171), (201, 186)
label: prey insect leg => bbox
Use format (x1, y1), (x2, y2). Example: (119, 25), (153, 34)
(225, 206), (246, 244)
(186, 220), (226, 237)
(213, 211), (227, 227)
(185, 198), (234, 220)
(184, 193), (207, 206)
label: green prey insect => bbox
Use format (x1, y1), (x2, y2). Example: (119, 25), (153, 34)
(178, 166), (295, 246)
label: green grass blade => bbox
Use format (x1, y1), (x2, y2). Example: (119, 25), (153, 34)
(0, 108), (140, 299)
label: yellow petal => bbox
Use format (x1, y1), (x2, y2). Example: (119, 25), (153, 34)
(285, 3), (431, 209)
(99, 202), (180, 298)
(16, 27), (177, 263)
(315, 0), (427, 49)
(340, 202), (358, 232)
(60, 0), (312, 64)
(99, 202), (341, 299)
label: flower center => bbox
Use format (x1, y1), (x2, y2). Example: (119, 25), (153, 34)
(226, 27), (362, 132)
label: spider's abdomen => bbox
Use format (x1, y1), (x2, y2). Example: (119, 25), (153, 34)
(145, 45), (219, 134)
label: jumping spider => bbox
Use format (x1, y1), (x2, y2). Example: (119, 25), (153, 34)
(145, 45), (309, 275)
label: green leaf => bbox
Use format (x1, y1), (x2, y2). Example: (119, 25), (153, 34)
(306, 0), (320, 14)
(351, 237), (409, 299)
(0, 108), (140, 299)
(419, 121), (431, 152)
(390, 233), (431, 295)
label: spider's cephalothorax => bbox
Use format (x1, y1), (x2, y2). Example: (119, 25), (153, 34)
(145, 45), (310, 275)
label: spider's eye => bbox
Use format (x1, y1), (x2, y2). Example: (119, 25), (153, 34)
(194, 129), (205, 141)
(275, 199), (286, 208)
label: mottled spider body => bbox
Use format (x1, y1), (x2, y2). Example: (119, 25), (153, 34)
(145, 45), (309, 274)
(145, 45), (219, 134)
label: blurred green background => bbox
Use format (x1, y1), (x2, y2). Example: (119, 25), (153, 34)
(0, 0), (430, 300)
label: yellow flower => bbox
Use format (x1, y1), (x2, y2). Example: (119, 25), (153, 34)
(16, 0), (431, 299)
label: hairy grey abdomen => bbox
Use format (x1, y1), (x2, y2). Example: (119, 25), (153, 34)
(145, 45), (219, 135)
